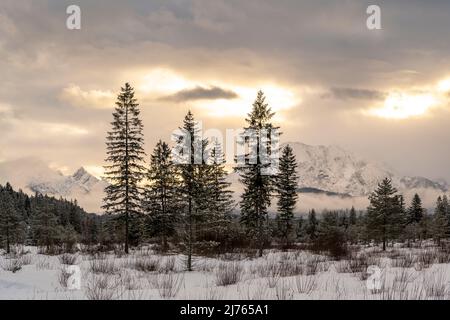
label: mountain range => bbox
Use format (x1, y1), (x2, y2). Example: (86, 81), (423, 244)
(0, 142), (447, 213)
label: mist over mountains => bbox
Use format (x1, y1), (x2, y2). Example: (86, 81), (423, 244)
(0, 142), (447, 213)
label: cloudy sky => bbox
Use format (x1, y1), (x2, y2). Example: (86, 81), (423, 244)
(1, 0), (450, 182)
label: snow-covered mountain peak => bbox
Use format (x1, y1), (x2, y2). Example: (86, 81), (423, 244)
(284, 141), (446, 196)
(0, 159), (107, 213)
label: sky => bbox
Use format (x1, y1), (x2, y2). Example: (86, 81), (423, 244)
(1, 0), (450, 182)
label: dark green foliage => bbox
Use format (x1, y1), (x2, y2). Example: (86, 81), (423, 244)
(0, 185), (25, 253)
(366, 178), (404, 250)
(143, 140), (180, 251)
(237, 91), (279, 257)
(407, 193), (424, 224)
(0, 183), (98, 252)
(275, 144), (298, 247)
(305, 209), (318, 241)
(103, 83), (146, 254)
(313, 211), (348, 259)
(432, 195), (449, 245)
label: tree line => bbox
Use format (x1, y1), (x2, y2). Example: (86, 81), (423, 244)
(1, 83), (449, 262)
(0, 183), (101, 254)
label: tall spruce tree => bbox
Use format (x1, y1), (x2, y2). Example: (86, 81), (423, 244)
(407, 193), (424, 224)
(349, 206), (357, 225)
(143, 140), (179, 251)
(0, 188), (23, 253)
(103, 83), (145, 254)
(306, 209), (318, 241)
(275, 144), (298, 247)
(367, 178), (403, 251)
(237, 91), (279, 257)
(174, 111), (205, 271)
(205, 140), (234, 243)
(432, 196), (448, 245)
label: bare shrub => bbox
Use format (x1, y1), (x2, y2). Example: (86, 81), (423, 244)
(155, 273), (184, 298)
(295, 275), (317, 294)
(423, 270), (448, 299)
(131, 257), (160, 272)
(392, 268), (415, 292)
(120, 272), (141, 291)
(278, 260), (303, 277)
(275, 280), (294, 300)
(35, 256), (52, 270)
(0, 258), (23, 273)
(252, 260), (279, 278)
(89, 259), (119, 275)
(238, 281), (270, 300)
(19, 255), (32, 266)
(265, 275), (280, 288)
(436, 251), (450, 264)
(391, 253), (414, 268)
(85, 274), (122, 300)
(215, 262), (243, 286)
(58, 266), (71, 288)
(415, 250), (436, 270)
(304, 256), (322, 275)
(334, 260), (351, 273)
(204, 287), (224, 300)
(158, 257), (176, 273)
(348, 254), (368, 274)
(58, 253), (79, 265)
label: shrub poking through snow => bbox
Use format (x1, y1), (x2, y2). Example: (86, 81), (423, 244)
(85, 274), (122, 300)
(215, 262), (243, 286)
(58, 253), (78, 265)
(295, 275), (317, 294)
(158, 257), (176, 273)
(89, 259), (119, 274)
(131, 257), (160, 272)
(0, 258), (23, 273)
(155, 273), (184, 298)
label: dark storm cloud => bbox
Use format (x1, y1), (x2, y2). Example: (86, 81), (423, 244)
(1, 0), (450, 183)
(161, 86), (239, 102)
(325, 87), (386, 101)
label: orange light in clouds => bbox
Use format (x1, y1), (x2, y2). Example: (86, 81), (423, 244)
(368, 92), (438, 119)
(137, 68), (298, 118)
(437, 78), (450, 92)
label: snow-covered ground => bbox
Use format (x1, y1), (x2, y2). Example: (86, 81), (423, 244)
(0, 245), (449, 300)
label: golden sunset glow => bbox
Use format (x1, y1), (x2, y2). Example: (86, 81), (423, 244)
(437, 78), (450, 92)
(368, 93), (438, 119)
(195, 85), (298, 118)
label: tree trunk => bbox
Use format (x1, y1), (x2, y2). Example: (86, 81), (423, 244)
(187, 197), (192, 271)
(6, 224), (10, 254)
(124, 103), (129, 254)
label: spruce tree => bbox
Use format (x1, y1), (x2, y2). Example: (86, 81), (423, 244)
(349, 206), (357, 225)
(143, 140), (179, 251)
(432, 196), (448, 245)
(0, 189), (23, 254)
(366, 178), (403, 251)
(407, 193), (424, 224)
(31, 195), (61, 251)
(102, 83), (145, 254)
(205, 140), (234, 244)
(237, 91), (279, 257)
(275, 144), (298, 247)
(174, 111), (205, 271)
(306, 209), (318, 241)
